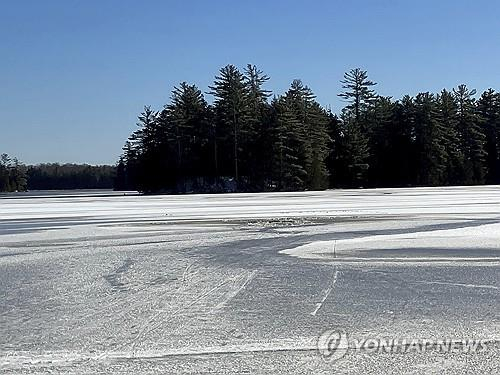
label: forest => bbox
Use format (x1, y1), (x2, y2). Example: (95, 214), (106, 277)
(0, 157), (115, 192)
(115, 66), (500, 193)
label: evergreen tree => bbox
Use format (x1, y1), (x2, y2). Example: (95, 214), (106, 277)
(454, 85), (487, 184)
(413, 93), (447, 185)
(243, 65), (271, 188)
(365, 96), (395, 186)
(209, 65), (249, 183)
(121, 140), (139, 189)
(390, 96), (418, 186)
(339, 109), (370, 186)
(114, 157), (128, 191)
(306, 101), (330, 189)
(338, 68), (377, 185)
(163, 82), (210, 185)
(0, 154), (28, 192)
(338, 68), (377, 125)
(436, 89), (463, 184)
(325, 111), (343, 187)
(244, 64), (271, 112)
(283, 80), (330, 189)
(477, 89), (500, 183)
(0, 154), (12, 192)
(270, 97), (306, 190)
(132, 106), (162, 192)
(11, 158), (27, 191)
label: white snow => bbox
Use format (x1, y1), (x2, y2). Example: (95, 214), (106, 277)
(1, 186), (499, 373)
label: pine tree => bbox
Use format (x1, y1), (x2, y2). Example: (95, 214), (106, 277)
(285, 80), (314, 176)
(391, 96), (418, 186)
(307, 101), (330, 189)
(338, 68), (377, 125)
(365, 96), (395, 186)
(243, 65), (271, 188)
(270, 97), (307, 190)
(244, 64), (271, 113)
(133, 106), (162, 192)
(11, 158), (27, 191)
(0, 154), (11, 191)
(325, 111), (343, 187)
(283, 80), (330, 189)
(339, 109), (370, 186)
(413, 93), (447, 185)
(436, 89), (463, 184)
(338, 69), (377, 186)
(454, 85), (487, 184)
(477, 89), (500, 183)
(0, 154), (27, 192)
(163, 82), (210, 181)
(121, 140), (140, 190)
(209, 65), (248, 184)
(114, 157), (128, 191)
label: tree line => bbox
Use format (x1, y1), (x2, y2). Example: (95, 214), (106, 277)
(27, 163), (116, 190)
(0, 156), (115, 192)
(117, 65), (500, 193)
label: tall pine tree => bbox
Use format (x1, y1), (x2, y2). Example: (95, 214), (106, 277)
(209, 65), (248, 184)
(454, 85), (486, 184)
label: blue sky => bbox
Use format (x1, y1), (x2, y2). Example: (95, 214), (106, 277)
(1, 0), (499, 164)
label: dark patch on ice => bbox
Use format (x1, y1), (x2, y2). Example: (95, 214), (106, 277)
(4, 241), (75, 248)
(0, 216), (172, 234)
(245, 218), (314, 228)
(0, 189), (136, 199)
(148, 275), (177, 286)
(357, 247), (500, 258)
(186, 216), (500, 269)
(0, 251), (29, 258)
(0, 227), (70, 235)
(104, 258), (135, 291)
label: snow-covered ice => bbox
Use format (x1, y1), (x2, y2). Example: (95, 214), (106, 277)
(0, 186), (499, 374)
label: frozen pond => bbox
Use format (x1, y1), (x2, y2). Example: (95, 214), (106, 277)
(1, 186), (499, 373)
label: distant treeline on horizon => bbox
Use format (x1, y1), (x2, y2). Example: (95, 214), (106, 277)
(0, 157), (115, 192)
(114, 65), (500, 193)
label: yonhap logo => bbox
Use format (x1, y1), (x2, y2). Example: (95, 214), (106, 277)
(316, 330), (349, 362)
(316, 330), (491, 362)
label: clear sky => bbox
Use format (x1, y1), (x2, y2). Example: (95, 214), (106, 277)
(1, 0), (499, 165)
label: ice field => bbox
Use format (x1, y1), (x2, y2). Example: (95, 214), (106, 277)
(1, 186), (499, 374)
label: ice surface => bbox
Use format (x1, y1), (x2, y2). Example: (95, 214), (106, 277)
(0, 186), (499, 374)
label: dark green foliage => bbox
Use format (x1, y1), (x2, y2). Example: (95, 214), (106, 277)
(164, 83), (212, 186)
(413, 93), (447, 185)
(0, 160), (115, 192)
(26, 164), (115, 190)
(0, 154), (27, 192)
(270, 96), (306, 190)
(339, 68), (377, 125)
(336, 68), (377, 186)
(365, 96), (396, 186)
(1, 154), (116, 192)
(117, 65), (499, 193)
(436, 90), (463, 184)
(208, 65), (249, 184)
(454, 85), (487, 184)
(388, 96), (419, 186)
(477, 89), (500, 183)
(336, 109), (370, 187)
(281, 80), (330, 190)
(243, 64), (272, 188)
